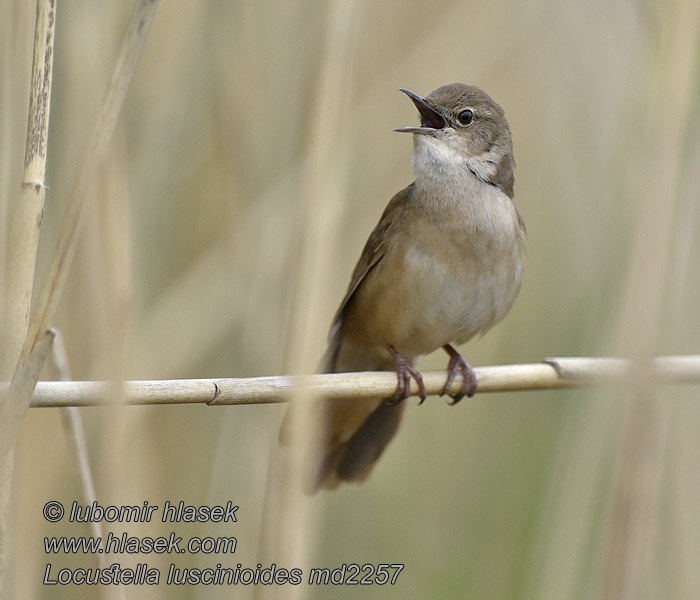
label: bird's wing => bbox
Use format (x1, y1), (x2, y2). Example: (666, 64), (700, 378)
(319, 183), (414, 372)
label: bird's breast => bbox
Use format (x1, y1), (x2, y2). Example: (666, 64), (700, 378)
(343, 186), (525, 359)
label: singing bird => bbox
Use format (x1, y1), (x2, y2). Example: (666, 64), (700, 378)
(281, 83), (526, 493)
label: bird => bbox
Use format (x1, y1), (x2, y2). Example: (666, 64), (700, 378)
(280, 83), (526, 493)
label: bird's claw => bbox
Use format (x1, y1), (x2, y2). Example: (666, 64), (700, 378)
(386, 345), (427, 405)
(440, 345), (477, 404)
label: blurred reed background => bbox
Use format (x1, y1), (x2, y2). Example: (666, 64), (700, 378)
(1, 0), (699, 598)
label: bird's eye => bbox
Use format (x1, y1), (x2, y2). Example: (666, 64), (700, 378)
(457, 109), (474, 126)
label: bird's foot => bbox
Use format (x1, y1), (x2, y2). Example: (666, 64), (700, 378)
(386, 345), (427, 405)
(440, 344), (477, 404)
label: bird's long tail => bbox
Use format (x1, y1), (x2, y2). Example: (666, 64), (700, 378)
(279, 346), (406, 493)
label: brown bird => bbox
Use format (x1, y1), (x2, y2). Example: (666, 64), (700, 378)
(281, 83), (526, 493)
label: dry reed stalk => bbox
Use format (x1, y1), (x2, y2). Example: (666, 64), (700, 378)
(2, 0), (158, 450)
(49, 332), (128, 600)
(3, 0), (56, 372)
(19, 0), (158, 366)
(8, 356), (698, 408)
(48, 333), (102, 545)
(254, 2), (363, 596)
(0, 0), (56, 592)
(0, 0), (158, 594)
(603, 0), (700, 596)
(0, 328), (54, 594)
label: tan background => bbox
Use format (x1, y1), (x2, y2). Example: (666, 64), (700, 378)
(1, 0), (699, 598)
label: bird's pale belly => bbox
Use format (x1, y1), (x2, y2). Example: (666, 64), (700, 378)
(344, 230), (523, 360)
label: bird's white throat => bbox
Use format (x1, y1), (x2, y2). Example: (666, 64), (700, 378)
(410, 134), (498, 196)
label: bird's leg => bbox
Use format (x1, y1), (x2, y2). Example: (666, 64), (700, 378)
(386, 344), (427, 405)
(441, 344), (477, 404)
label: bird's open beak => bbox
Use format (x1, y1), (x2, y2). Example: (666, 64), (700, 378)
(393, 88), (446, 135)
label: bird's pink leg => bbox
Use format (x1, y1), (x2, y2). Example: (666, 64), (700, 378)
(441, 344), (477, 404)
(387, 345), (427, 405)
